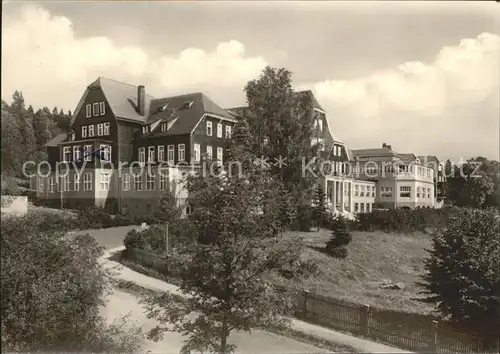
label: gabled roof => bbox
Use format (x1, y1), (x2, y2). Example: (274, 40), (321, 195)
(44, 133), (68, 147)
(398, 153), (418, 162)
(90, 77), (155, 123)
(70, 77), (155, 127)
(294, 90), (325, 111)
(140, 93), (235, 137)
(418, 155), (440, 164)
(351, 148), (396, 158)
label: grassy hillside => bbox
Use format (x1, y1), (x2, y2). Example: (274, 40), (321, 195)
(273, 230), (436, 315)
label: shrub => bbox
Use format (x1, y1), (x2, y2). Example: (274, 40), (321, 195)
(354, 207), (462, 234)
(1, 174), (20, 196)
(419, 208), (500, 346)
(325, 215), (352, 258)
(124, 229), (148, 250)
(1, 213), (143, 352)
(326, 246), (348, 259)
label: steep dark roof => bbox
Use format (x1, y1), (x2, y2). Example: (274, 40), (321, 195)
(140, 93), (235, 137)
(44, 133), (67, 147)
(294, 90), (324, 111)
(89, 77), (155, 123)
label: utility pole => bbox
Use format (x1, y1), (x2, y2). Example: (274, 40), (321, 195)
(164, 222), (169, 258)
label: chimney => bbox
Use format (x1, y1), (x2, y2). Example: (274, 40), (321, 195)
(382, 143), (392, 151)
(137, 85), (145, 115)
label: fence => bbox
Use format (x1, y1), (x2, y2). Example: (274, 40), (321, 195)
(124, 247), (499, 354)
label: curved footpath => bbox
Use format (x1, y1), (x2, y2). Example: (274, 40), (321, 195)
(100, 246), (411, 353)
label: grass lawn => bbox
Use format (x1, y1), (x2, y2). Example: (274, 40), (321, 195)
(272, 229), (436, 315)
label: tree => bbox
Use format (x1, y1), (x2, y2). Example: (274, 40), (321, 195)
(244, 66), (322, 231)
(142, 120), (313, 354)
(1, 212), (143, 352)
(446, 162), (495, 208)
(8, 91), (36, 164)
(312, 184), (327, 231)
(419, 208), (500, 348)
(325, 215), (352, 258)
(1, 101), (23, 175)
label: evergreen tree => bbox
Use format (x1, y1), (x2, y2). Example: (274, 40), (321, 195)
(419, 208), (500, 349)
(325, 215), (352, 258)
(313, 184), (327, 231)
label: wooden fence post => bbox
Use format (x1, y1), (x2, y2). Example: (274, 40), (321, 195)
(428, 320), (438, 352)
(360, 304), (370, 336)
(303, 290), (310, 319)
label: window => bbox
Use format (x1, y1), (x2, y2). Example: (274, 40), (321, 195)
(99, 102), (105, 115)
(86, 104), (91, 118)
(148, 146), (155, 163)
(74, 174), (81, 191)
(100, 144), (111, 162)
(146, 172), (155, 191)
(360, 203), (365, 213)
(354, 184), (359, 196)
(194, 144), (201, 162)
(122, 173), (130, 191)
(97, 123), (103, 136)
(63, 146), (71, 162)
(206, 121), (212, 136)
(427, 188), (431, 199)
(82, 126), (87, 138)
(88, 125), (95, 137)
(134, 175), (142, 191)
(161, 123), (167, 132)
(354, 203), (359, 212)
(182, 101), (194, 109)
(381, 186), (393, 198)
(206, 145), (213, 160)
(217, 147), (223, 163)
(103, 122), (110, 135)
(217, 123), (223, 138)
(225, 125), (232, 139)
(92, 103), (99, 116)
(400, 186), (411, 198)
(178, 144), (185, 161)
(38, 177), (45, 193)
(83, 145), (92, 162)
(73, 146), (81, 162)
(360, 185), (365, 197)
(83, 173), (92, 191)
(167, 145), (175, 164)
(159, 171), (168, 191)
(49, 177), (55, 193)
(318, 119), (323, 131)
(142, 126), (149, 134)
(157, 146), (165, 162)
(372, 187), (375, 197)
(417, 187), (421, 198)
(99, 172), (110, 191)
(138, 147), (145, 163)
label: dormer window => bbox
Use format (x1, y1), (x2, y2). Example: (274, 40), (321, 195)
(161, 103), (169, 112)
(182, 101), (194, 109)
(161, 123), (167, 132)
(142, 126), (150, 134)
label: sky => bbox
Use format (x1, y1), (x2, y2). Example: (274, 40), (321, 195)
(2, 1), (499, 162)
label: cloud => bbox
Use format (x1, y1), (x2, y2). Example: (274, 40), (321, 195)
(1, 4), (267, 110)
(300, 32), (500, 160)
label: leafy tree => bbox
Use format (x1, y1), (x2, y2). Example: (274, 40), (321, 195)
(419, 208), (500, 348)
(1, 213), (143, 352)
(8, 91), (36, 163)
(447, 162), (495, 208)
(1, 102), (23, 175)
(142, 120), (313, 354)
(244, 66), (322, 230)
(152, 190), (183, 224)
(325, 215), (352, 258)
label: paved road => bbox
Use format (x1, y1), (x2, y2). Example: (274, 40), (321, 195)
(102, 289), (327, 354)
